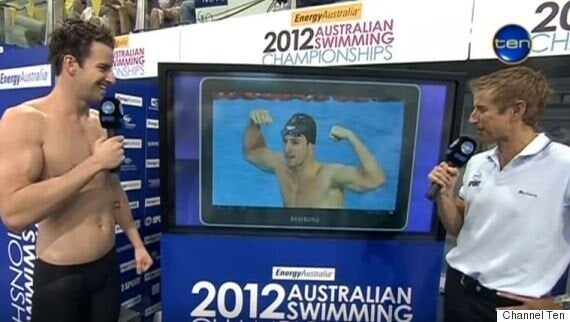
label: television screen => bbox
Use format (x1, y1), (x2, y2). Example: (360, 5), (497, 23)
(160, 64), (462, 234)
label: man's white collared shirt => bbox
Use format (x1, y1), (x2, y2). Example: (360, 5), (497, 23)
(446, 133), (570, 297)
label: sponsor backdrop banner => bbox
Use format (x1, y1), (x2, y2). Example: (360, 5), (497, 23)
(179, 0), (472, 66)
(142, 80), (163, 321)
(106, 78), (163, 321)
(470, 0), (570, 59)
(0, 64), (51, 90)
(107, 79), (148, 315)
(162, 234), (444, 322)
(0, 46), (51, 322)
(113, 29), (180, 80)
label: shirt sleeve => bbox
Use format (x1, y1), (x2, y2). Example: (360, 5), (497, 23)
(457, 158), (473, 200)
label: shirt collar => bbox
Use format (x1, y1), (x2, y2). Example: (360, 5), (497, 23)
(487, 133), (551, 163)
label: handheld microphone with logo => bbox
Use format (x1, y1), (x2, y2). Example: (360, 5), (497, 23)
(426, 136), (478, 201)
(99, 97), (123, 173)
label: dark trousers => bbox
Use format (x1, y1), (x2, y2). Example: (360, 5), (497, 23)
(444, 266), (522, 322)
(31, 250), (120, 322)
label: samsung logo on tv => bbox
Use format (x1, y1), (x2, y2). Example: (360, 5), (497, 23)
(123, 138), (143, 149)
(146, 119), (159, 129)
(290, 215), (320, 223)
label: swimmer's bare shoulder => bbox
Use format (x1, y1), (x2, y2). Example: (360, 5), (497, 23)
(0, 100), (48, 159)
(0, 100), (48, 145)
(0, 102), (47, 228)
(0, 101), (47, 139)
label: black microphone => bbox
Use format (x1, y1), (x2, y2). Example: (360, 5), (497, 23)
(99, 97), (123, 173)
(426, 136), (478, 201)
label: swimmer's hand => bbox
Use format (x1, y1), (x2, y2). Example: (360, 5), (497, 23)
(92, 136), (125, 170)
(329, 125), (354, 141)
(250, 109), (273, 126)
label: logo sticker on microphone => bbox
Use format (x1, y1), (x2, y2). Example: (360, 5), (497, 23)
(102, 101), (115, 114)
(460, 141), (475, 155)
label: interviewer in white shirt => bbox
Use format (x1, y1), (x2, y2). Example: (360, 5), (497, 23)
(429, 66), (570, 322)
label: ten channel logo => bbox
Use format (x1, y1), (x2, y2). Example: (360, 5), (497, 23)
(493, 24), (532, 64)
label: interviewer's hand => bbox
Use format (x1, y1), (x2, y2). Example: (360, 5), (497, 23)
(427, 162), (459, 196)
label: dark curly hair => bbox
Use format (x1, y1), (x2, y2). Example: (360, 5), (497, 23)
(48, 19), (115, 76)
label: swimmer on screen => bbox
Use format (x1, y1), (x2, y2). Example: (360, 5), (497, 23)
(243, 109), (386, 208)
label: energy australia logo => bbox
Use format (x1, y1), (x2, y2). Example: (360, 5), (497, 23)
(493, 24), (532, 64)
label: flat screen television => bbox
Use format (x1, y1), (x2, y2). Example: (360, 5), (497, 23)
(159, 63), (463, 236)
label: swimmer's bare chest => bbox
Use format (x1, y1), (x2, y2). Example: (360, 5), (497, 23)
(42, 119), (112, 225)
(275, 167), (343, 208)
(42, 115), (107, 192)
(36, 114), (116, 264)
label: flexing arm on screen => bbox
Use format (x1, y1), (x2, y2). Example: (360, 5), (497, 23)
(0, 107), (124, 233)
(109, 174), (153, 274)
(243, 109), (281, 171)
(428, 162), (465, 237)
(330, 125), (386, 192)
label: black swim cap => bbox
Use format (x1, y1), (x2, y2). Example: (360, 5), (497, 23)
(281, 113), (317, 144)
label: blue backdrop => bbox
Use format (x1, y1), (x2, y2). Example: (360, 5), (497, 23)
(0, 46), (51, 322)
(162, 234), (444, 322)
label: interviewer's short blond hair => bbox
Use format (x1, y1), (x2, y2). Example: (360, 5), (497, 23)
(470, 66), (553, 129)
